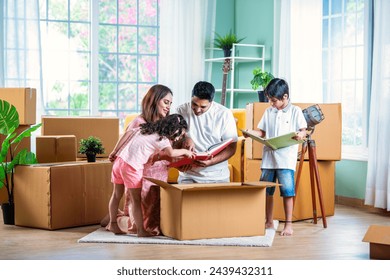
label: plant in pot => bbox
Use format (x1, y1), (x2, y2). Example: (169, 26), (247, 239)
(79, 136), (105, 162)
(214, 29), (245, 57)
(250, 67), (275, 102)
(0, 99), (42, 225)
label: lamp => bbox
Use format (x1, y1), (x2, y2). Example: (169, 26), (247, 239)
(302, 104), (325, 132)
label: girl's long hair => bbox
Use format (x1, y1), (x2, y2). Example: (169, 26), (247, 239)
(141, 84), (172, 123)
(140, 114), (188, 141)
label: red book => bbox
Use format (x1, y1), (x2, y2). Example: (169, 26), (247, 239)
(168, 138), (234, 168)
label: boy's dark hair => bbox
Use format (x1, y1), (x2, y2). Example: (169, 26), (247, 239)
(140, 114), (188, 141)
(264, 78), (289, 100)
(191, 81), (215, 101)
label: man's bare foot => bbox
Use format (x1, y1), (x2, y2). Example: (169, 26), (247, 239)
(100, 214), (110, 227)
(280, 221), (293, 236)
(108, 222), (126, 235)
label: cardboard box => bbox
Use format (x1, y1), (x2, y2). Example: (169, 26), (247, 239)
(41, 116), (119, 158)
(36, 135), (77, 163)
(0, 125), (31, 162)
(245, 103), (342, 160)
(14, 161), (113, 230)
(0, 88), (36, 124)
(145, 177), (277, 240)
(363, 225), (390, 259)
(245, 159), (335, 221)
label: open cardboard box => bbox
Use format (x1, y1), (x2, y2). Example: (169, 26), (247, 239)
(145, 177), (278, 240)
(363, 225), (390, 259)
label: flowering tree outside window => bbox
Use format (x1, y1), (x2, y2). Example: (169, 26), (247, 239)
(39, 0), (159, 126)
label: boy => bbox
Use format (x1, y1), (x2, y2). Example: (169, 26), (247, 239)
(244, 78), (307, 236)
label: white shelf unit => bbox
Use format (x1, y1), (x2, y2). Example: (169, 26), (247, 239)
(205, 43), (265, 108)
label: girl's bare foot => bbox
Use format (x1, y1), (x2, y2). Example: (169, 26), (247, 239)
(108, 222), (126, 235)
(265, 220), (275, 229)
(100, 214), (110, 227)
(137, 229), (153, 237)
(280, 221), (293, 236)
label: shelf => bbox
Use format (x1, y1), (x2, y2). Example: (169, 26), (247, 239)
(205, 57), (264, 63)
(215, 88), (256, 93)
(205, 43), (266, 108)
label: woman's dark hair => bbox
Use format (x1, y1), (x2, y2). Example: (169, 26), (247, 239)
(264, 78), (289, 100)
(191, 81), (215, 101)
(141, 84), (172, 122)
(140, 114), (188, 141)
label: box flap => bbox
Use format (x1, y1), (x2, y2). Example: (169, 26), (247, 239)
(363, 225), (390, 245)
(144, 177), (277, 191)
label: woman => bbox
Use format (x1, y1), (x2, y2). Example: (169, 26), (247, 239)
(101, 84), (173, 235)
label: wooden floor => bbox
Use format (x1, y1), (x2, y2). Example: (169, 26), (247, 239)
(0, 204), (389, 260)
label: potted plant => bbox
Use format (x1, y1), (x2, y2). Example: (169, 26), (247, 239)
(250, 67), (274, 102)
(0, 99), (41, 224)
(214, 29), (245, 57)
(79, 136), (105, 162)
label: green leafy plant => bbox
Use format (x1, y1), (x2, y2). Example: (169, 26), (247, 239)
(214, 30), (245, 56)
(0, 99), (42, 206)
(79, 136), (105, 156)
(250, 67), (275, 91)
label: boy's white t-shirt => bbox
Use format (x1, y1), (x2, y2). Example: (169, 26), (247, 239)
(176, 101), (238, 182)
(258, 102), (307, 171)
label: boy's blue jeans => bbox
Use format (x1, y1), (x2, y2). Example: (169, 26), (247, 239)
(260, 168), (295, 197)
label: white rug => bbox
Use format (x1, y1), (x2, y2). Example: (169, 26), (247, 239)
(78, 221), (278, 247)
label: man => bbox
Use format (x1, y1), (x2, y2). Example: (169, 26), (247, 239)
(176, 81), (238, 183)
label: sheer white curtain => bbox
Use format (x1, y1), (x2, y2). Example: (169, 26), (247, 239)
(274, 0), (322, 103)
(365, 0), (390, 210)
(0, 0), (43, 115)
(159, 0), (214, 111)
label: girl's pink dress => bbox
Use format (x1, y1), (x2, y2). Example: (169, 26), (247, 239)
(117, 116), (168, 235)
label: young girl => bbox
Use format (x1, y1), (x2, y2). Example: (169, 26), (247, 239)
(108, 114), (194, 236)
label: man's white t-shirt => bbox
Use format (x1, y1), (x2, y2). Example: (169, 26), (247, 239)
(176, 101), (238, 182)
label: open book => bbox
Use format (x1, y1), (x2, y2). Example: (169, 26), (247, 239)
(240, 129), (304, 150)
(168, 138), (234, 168)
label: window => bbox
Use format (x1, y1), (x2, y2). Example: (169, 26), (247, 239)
(322, 0), (369, 159)
(39, 0), (159, 126)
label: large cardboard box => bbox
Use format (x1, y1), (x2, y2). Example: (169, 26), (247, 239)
(245, 159), (335, 221)
(363, 225), (390, 259)
(36, 135), (77, 163)
(41, 116), (119, 158)
(145, 177), (276, 240)
(245, 103), (342, 160)
(14, 161), (113, 230)
(0, 88), (36, 124)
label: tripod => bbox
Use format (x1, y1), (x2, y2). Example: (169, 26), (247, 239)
(295, 133), (327, 228)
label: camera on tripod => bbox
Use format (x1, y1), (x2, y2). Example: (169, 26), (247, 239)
(302, 104), (325, 133)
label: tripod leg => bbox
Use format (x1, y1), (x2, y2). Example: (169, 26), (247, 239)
(308, 140), (327, 228)
(294, 141), (307, 207)
(308, 142), (318, 224)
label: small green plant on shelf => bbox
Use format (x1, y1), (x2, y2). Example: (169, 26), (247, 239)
(250, 67), (274, 91)
(214, 29), (245, 57)
(79, 136), (105, 162)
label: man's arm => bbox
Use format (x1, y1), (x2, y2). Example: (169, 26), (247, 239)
(193, 141), (237, 168)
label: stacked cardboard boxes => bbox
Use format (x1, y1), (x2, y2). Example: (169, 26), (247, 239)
(244, 103), (342, 221)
